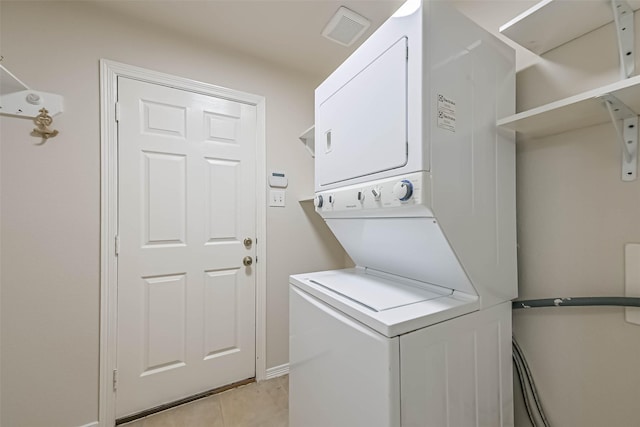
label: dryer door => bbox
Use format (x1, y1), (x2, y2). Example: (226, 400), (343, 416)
(316, 37), (408, 187)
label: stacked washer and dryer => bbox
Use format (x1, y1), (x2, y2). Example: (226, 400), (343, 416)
(289, 1), (517, 426)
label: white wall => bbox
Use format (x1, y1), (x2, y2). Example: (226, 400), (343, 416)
(513, 12), (640, 427)
(0, 2), (346, 426)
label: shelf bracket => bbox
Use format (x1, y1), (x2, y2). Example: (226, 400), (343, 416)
(298, 125), (315, 158)
(622, 116), (638, 181)
(600, 94), (638, 181)
(611, 0), (635, 79)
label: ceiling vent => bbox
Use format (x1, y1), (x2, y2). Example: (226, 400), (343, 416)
(322, 7), (371, 47)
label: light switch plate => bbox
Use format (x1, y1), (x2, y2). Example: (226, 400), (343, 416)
(270, 190), (286, 207)
(625, 243), (640, 325)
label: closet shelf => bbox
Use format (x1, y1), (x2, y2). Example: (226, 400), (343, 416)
(0, 65), (64, 118)
(299, 125), (315, 157)
(500, 0), (640, 55)
(497, 74), (640, 138)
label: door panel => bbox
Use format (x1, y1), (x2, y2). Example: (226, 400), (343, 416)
(142, 101), (187, 137)
(204, 268), (241, 358)
(206, 113), (240, 142)
(206, 158), (240, 241)
(116, 77), (257, 418)
(316, 37), (408, 187)
(142, 274), (187, 375)
(142, 151), (187, 245)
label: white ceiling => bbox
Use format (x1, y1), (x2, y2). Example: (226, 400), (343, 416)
(94, 0), (542, 81)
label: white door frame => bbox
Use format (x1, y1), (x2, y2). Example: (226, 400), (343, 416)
(98, 59), (267, 427)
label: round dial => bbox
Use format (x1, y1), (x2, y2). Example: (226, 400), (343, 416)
(393, 180), (414, 201)
(371, 187), (382, 201)
(314, 194), (324, 208)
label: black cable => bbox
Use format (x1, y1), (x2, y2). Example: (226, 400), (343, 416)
(512, 339), (538, 426)
(513, 297), (640, 310)
(513, 337), (550, 427)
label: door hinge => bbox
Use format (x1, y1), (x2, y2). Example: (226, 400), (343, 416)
(115, 235), (120, 256)
(115, 102), (121, 122)
(255, 256), (258, 263)
(113, 369), (118, 392)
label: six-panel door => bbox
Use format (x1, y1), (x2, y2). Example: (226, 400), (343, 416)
(116, 77), (257, 417)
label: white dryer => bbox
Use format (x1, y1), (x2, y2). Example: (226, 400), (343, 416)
(290, 0), (517, 426)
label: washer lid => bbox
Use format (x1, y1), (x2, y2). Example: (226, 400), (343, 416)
(307, 269), (450, 312)
(290, 268), (480, 337)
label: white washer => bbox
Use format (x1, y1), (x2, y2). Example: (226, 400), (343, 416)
(290, 0), (517, 425)
(289, 269), (513, 427)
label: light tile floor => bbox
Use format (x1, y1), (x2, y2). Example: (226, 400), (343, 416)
(122, 375), (288, 427)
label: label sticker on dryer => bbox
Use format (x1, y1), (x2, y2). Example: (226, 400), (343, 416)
(437, 94), (456, 133)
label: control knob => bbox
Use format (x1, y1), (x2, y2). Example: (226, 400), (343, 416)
(314, 195), (324, 208)
(371, 187), (382, 201)
(393, 179), (414, 201)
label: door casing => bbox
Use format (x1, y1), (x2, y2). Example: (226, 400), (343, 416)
(99, 59), (267, 427)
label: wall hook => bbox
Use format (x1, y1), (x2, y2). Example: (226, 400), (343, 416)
(31, 108), (59, 140)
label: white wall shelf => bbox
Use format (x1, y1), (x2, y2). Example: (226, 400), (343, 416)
(0, 65), (64, 117)
(498, 0), (640, 181)
(497, 74), (640, 139)
(500, 0), (640, 55)
(298, 126), (315, 200)
(299, 125), (315, 157)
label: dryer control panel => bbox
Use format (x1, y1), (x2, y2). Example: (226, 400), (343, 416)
(315, 172), (433, 218)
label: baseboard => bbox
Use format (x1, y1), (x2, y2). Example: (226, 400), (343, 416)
(77, 422), (99, 427)
(265, 363), (289, 379)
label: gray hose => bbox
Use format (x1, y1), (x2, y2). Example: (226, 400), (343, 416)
(513, 297), (640, 310)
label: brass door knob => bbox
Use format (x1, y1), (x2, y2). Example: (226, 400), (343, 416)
(243, 256), (253, 266)
(244, 237), (253, 248)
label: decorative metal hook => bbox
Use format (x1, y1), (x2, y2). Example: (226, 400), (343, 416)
(32, 108), (59, 140)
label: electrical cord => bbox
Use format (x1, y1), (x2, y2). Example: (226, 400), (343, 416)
(513, 336), (550, 427)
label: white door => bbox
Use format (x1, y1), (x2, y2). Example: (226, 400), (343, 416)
(116, 77), (257, 418)
(315, 37), (408, 188)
